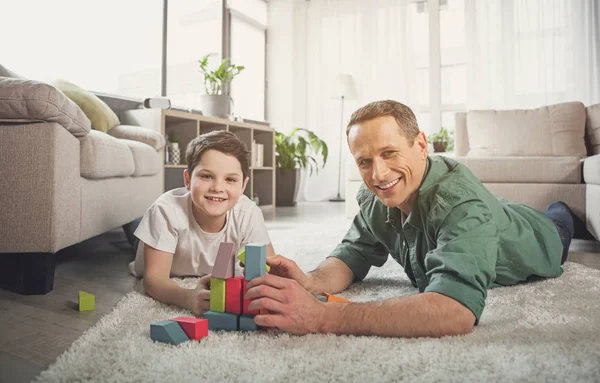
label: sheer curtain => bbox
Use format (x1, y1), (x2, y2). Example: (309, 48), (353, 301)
(303, 0), (422, 201)
(464, 0), (600, 109)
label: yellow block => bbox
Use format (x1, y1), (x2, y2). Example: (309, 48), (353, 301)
(210, 278), (226, 313)
(78, 290), (95, 311)
(237, 248), (270, 273)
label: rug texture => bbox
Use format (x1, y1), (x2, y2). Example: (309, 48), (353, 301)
(36, 218), (600, 382)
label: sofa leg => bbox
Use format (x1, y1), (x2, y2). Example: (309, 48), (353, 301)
(0, 252), (55, 295)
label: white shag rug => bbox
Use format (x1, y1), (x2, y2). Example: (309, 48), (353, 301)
(36, 218), (600, 382)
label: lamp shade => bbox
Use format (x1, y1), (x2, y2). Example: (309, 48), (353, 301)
(329, 73), (357, 100)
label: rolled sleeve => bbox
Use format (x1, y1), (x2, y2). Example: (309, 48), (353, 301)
(327, 210), (389, 282)
(424, 200), (499, 324)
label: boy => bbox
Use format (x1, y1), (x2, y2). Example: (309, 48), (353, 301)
(128, 130), (276, 316)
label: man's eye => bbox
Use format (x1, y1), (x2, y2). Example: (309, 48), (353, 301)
(382, 151), (394, 158)
(359, 159), (370, 167)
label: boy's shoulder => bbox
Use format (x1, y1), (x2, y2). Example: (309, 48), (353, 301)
(231, 194), (258, 215)
(152, 187), (191, 211)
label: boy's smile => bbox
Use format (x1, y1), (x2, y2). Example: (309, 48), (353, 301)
(184, 149), (249, 233)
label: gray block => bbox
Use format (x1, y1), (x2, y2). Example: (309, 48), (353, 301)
(150, 320), (190, 345)
(204, 311), (239, 331)
(239, 315), (258, 331)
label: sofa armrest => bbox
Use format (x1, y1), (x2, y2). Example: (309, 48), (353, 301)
(107, 124), (166, 151)
(0, 77), (91, 138)
(583, 154), (600, 185)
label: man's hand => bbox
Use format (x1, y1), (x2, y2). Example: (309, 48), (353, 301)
(245, 273), (327, 335)
(265, 255), (315, 293)
(188, 274), (211, 317)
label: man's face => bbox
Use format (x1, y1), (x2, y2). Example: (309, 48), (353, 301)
(348, 116), (428, 212)
(184, 149), (248, 220)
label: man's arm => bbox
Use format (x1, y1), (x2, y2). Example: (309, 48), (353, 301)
(321, 292), (475, 337)
(305, 257), (355, 295)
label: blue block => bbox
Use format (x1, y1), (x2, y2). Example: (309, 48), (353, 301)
(245, 243), (267, 280)
(150, 320), (190, 345)
(204, 311), (239, 331)
(239, 315), (258, 332)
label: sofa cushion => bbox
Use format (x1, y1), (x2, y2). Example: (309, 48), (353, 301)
(583, 154), (600, 185)
(53, 79), (120, 133)
(466, 102), (587, 158)
(0, 64), (21, 78)
(0, 77), (91, 138)
(120, 139), (162, 176)
(108, 124), (166, 151)
(585, 104), (600, 155)
(456, 156), (582, 184)
(80, 130), (135, 179)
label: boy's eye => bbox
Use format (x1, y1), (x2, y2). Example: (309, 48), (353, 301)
(200, 174), (212, 179)
(227, 178), (237, 183)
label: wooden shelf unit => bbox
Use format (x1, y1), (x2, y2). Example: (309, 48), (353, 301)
(162, 110), (276, 210)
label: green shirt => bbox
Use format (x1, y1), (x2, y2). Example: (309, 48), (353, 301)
(329, 155), (563, 323)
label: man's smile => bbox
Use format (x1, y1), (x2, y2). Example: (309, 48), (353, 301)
(376, 177), (401, 192)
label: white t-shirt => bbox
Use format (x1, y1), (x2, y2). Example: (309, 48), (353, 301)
(129, 187), (271, 277)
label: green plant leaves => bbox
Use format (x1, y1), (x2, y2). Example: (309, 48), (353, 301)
(275, 128), (328, 176)
(198, 53), (245, 95)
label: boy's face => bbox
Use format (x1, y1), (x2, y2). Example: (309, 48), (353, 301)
(184, 149), (249, 222)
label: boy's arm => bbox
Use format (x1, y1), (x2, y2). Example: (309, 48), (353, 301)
(143, 244), (208, 314)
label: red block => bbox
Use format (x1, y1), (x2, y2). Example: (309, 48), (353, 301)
(170, 317), (208, 341)
(242, 279), (258, 316)
(225, 276), (244, 314)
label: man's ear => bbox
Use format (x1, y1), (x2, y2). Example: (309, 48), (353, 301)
(414, 131), (428, 159)
(241, 176), (249, 193)
(183, 169), (191, 190)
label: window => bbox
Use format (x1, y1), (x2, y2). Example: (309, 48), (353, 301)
(0, 0), (162, 98)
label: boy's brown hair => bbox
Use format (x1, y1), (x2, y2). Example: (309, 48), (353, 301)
(346, 100), (421, 145)
(185, 130), (250, 179)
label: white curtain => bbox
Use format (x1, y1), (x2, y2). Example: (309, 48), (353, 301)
(465, 0), (600, 109)
(302, 0), (422, 202)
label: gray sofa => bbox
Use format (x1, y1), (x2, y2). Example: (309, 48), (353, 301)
(345, 101), (600, 242)
(0, 76), (166, 294)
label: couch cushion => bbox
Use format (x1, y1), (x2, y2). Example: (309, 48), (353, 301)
(0, 77), (91, 138)
(466, 102), (587, 158)
(120, 139), (162, 176)
(108, 124), (166, 151)
(583, 154), (600, 185)
(53, 79), (120, 133)
(0, 64), (21, 78)
(80, 130), (135, 179)
(585, 104), (600, 155)
(456, 156), (582, 184)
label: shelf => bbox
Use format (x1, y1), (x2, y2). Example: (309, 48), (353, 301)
(165, 164), (187, 169)
(251, 166), (274, 170)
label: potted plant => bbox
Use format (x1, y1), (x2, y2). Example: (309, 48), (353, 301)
(275, 128), (328, 206)
(428, 126), (455, 153)
(198, 53), (244, 118)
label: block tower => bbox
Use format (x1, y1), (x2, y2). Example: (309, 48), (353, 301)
(204, 242), (268, 332)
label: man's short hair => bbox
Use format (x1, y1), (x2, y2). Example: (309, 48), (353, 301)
(346, 100), (420, 144)
(186, 130), (250, 179)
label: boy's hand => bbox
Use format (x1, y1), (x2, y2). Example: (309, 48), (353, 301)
(188, 274), (211, 317)
(266, 255), (314, 293)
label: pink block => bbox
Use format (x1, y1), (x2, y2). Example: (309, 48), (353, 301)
(170, 317), (209, 341)
(225, 276), (243, 314)
(242, 279), (258, 316)
(212, 242), (235, 279)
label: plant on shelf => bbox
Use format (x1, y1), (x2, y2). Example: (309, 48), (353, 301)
(275, 128), (328, 176)
(167, 132), (179, 147)
(198, 53), (245, 96)
(275, 128), (329, 207)
(428, 126), (454, 153)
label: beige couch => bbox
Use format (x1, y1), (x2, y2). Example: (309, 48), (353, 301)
(345, 101), (600, 242)
(0, 77), (166, 294)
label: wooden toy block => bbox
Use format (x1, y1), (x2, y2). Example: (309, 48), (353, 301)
(324, 292), (350, 303)
(171, 317), (208, 341)
(78, 290), (95, 311)
(237, 248), (270, 273)
(242, 279), (258, 316)
(239, 315), (258, 332)
(212, 242), (235, 279)
(315, 294), (328, 302)
(244, 243), (267, 280)
(210, 277), (226, 312)
(203, 311), (239, 331)
(225, 276), (243, 314)
(150, 320), (190, 345)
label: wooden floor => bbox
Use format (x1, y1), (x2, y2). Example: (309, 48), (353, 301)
(1, 202), (599, 383)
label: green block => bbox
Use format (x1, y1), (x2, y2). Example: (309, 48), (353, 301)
(150, 320), (189, 345)
(78, 290), (95, 311)
(210, 277), (226, 313)
(203, 311), (239, 331)
(237, 248), (270, 273)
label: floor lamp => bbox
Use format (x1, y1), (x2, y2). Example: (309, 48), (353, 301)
(329, 73), (357, 202)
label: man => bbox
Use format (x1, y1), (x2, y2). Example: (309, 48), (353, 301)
(245, 100), (584, 338)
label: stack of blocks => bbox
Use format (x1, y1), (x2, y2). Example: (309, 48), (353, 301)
(204, 242), (268, 332)
(150, 317), (209, 345)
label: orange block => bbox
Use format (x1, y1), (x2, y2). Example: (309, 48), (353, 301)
(323, 292), (350, 303)
(225, 276), (244, 314)
(170, 317), (208, 341)
(242, 279), (258, 316)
